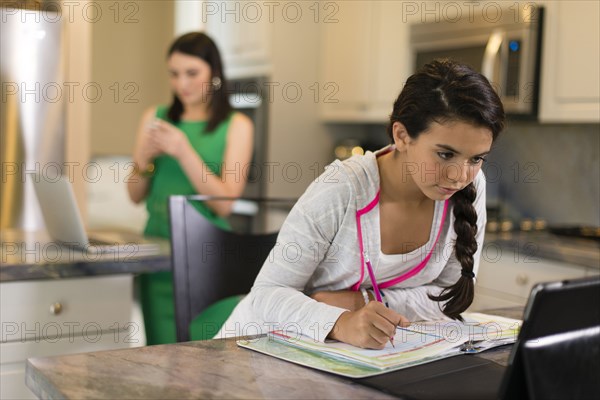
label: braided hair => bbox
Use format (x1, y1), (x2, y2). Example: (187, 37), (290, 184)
(166, 32), (232, 133)
(387, 59), (505, 319)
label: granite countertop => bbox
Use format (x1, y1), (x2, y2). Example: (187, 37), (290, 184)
(484, 231), (600, 270)
(0, 229), (171, 282)
(26, 337), (397, 400)
(25, 307), (523, 399)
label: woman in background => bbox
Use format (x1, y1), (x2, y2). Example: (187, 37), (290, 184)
(128, 32), (253, 344)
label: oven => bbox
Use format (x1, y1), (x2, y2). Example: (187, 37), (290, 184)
(228, 77), (269, 198)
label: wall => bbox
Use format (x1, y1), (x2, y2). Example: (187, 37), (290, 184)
(90, 1), (174, 157)
(486, 122), (600, 226)
(86, 1), (173, 230)
(264, 4), (333, 199)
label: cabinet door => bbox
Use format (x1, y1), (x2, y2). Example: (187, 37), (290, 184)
(368, 2), (412, 121)
(539, 1), (600, 122)
(205, 6), (271, 79)
(474, 249), (588, 309)
(1, 332), (134, 400)
(319, 1), (411, 122)
(319, 1), (373, 121)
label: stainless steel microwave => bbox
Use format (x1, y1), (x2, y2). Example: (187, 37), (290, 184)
(411, 6), (544, 117)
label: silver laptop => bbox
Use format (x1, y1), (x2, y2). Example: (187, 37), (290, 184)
(29, 173), (159, 254)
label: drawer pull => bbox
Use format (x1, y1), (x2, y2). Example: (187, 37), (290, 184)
(516, 274), (529, 286)
(49, 302), (63, 315)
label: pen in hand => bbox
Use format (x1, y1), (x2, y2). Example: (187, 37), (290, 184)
(364, 252), (396, 348)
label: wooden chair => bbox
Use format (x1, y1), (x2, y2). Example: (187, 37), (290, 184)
(168, 195), (294, 342)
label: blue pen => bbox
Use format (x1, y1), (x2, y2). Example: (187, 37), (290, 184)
(364, 251), (395, 348)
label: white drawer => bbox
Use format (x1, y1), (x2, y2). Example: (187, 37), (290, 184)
(477, 252), (587, 299)
(1, 332), (134, 400)
(1, 275), (133, 343)
(1, 326), (135, 364)
(0, 363), (35, 400)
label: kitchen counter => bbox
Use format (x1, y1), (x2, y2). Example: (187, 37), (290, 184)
(25, 308), (523, 399)
(484, 231), (599, 270)
(0, 229), (171, 282)
(2, 229), (597, 282)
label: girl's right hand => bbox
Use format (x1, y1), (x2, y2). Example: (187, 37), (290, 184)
(328, 301), (410, 349)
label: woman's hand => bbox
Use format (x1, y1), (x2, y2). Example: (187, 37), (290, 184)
(148, 119), (191, 160)
(135, 121), (163, 169)
(328, 302), (410, 349)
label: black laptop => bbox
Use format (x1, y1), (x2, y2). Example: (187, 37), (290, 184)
(357, 276), (600, 399)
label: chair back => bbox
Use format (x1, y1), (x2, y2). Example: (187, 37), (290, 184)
(168, 195), (294, 342)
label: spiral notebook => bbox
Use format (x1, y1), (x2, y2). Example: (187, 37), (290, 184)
(237, 312), (520, 378)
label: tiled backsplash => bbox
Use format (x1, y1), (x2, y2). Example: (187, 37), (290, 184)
(485, 122), (600, 226)
(363, 121), (600, 227)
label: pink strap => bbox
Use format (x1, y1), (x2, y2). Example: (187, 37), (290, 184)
(378, 200), (449, 289)
(350, 191), (380, 291)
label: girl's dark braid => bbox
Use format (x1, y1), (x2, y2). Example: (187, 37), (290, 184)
(429, 182), (477, 320)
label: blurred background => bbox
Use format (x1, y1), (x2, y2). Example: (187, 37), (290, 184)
(1, 0), (598, 234)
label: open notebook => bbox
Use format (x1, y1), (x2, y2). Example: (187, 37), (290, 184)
(237, 312), (520, 378)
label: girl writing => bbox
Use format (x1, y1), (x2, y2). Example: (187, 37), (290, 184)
(219, 59), (505, 349)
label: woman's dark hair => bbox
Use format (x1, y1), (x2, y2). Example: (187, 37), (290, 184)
(167, 32), (232, 133)
(387, 59), (505, 320)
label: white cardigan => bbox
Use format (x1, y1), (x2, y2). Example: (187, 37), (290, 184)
(217, 146), (487, 342)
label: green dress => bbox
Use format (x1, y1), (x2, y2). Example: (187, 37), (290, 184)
(139, 105), (232, 345)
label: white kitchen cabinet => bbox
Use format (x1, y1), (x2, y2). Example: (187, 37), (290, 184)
(203, 3), (271, 79)
(469, 248), (589, 312)
(539, 0), (600, 122)
(319, 1), (411, 122)
(0, 275), (141, 399)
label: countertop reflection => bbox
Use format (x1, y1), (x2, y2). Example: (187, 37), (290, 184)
(484, 231), (599, 269)
(0, 229), (170, 282)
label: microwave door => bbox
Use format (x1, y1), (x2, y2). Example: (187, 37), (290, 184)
(482, 31), (506, 101)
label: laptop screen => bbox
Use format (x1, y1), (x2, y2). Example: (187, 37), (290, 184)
(29, 173), (90, 246)
(499, 276), (600, 399)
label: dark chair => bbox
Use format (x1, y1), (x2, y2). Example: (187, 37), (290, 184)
(168, 195), (294, 342)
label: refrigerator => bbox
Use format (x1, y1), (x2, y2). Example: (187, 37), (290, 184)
(1, 5), (66, 231)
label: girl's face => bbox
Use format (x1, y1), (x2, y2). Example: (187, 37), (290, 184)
(394, 120), (493, 201)
(167, 51), (213, 106)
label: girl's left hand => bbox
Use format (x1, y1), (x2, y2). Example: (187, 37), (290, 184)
(148, 119), (191, 160)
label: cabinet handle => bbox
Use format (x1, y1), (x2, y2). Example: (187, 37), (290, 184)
(516, 274), (529, 286)
(49, 302), (63, 315)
